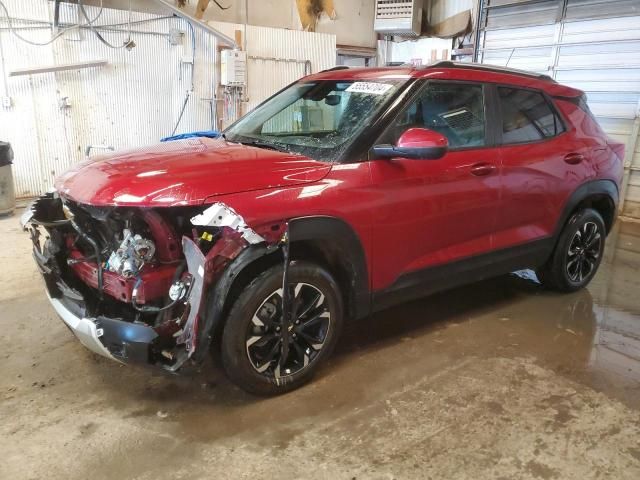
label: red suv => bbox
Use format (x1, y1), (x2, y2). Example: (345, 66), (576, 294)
(23, 62), (624, 394)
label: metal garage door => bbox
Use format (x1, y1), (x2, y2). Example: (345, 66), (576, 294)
(476, 0), (640, 218)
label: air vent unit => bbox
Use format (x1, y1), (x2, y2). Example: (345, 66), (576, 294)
(374, 0), (422, 37)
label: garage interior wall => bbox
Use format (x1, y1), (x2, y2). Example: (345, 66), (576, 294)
(0, 1), (217, 198)
(430, 0), (475, 24)
(209, 21), (336, 116)
(183, 0), (377, 49)
(376, 36), (452, 66)
(476, 0), (640, 218)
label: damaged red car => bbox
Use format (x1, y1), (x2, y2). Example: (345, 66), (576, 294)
(23, 62), (624, 395)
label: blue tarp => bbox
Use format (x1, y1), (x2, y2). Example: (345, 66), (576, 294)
(160, 130), (220, 142)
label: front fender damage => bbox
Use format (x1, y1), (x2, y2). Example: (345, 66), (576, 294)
(172, 202), (285, 371)
(22, 194), (286, 373)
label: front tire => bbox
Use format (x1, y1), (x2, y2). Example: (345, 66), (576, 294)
(221, 261), (344, 395)
(538, 208), (606, 292)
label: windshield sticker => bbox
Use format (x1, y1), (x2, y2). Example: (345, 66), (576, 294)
(346, 82), (394, 95)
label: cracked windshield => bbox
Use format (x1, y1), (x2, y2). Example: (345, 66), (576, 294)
(224, 79), (408, 161)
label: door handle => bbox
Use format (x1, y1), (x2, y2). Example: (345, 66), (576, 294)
(564, 153), (584, 165)
(470, 163), (497, 177)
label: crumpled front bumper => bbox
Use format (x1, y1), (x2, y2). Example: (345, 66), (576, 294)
(22, 195), (276, 370)
(47, 293), (116, 360)
(42, 275), (159, 364)
(22, 200), (160, 365)
(46, 292), (159, 363)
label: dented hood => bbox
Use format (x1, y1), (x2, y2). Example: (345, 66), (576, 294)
(55, 138), (332, 206)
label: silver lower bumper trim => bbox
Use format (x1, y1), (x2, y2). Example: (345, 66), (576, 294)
(47, 293), (119, 362)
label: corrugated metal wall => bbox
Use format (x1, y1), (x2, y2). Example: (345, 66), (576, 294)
(209, 21), (337, 114)
(477, 0), (640, 218)
(0, 1), (217, 198)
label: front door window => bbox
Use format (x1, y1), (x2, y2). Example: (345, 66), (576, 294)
(380, 82), (487, 151)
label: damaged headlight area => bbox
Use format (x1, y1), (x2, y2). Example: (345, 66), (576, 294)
(23, 194), (284, 372)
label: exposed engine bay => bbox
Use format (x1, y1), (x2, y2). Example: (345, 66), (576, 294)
(23, 192), (285, 371)
(106, 229), (156, 278)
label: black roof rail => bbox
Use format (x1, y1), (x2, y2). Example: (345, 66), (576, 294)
(320, 66), (350, 73)
(428, 60), (556, 83)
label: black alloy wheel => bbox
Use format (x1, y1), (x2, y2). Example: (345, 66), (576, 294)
(246, 282), (331, 378)
(221, 261), (343, 395)
(537, 208), (606, 292)
(565, 221), (602, 283)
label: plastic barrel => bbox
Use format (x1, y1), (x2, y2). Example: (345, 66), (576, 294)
(0, 142), (15, 216)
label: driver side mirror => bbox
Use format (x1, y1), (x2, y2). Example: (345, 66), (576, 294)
(373, 128), (449, 160)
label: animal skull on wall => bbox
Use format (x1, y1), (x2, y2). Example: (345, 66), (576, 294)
(296, 0), (337, 32)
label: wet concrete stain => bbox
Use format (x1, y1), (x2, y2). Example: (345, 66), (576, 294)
(1, 213), (640, 479)
(526, 460), (558, 479)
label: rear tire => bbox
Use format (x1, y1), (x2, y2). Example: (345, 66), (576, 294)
(537, 208), (605, 293)
(221, 261), (343, 395)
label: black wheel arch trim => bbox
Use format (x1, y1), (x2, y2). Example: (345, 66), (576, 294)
(288, 216), (371, 320)
(195, 243), (275, 363)
(194, 216), (371, 362)
(553, 179), (619, 240)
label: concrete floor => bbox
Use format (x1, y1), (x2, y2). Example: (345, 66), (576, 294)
(1, 211), (640, 480)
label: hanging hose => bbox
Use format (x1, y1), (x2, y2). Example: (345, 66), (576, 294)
(78, 0), (132, 50)
(0, 0), (80, 46)
(53, 0), (60, 30)
(0, 0), (109, 46)
(171, 94), (190, 136)
(171, 19), (197, 135)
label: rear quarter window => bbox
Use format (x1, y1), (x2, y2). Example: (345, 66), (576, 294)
(570, 94), (598, 122)
(497, 87), (565, 144)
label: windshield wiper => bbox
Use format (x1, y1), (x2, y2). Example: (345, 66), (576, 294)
(239, 139), (290, 153)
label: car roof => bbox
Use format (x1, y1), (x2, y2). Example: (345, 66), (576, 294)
(307, 62), (583, 98)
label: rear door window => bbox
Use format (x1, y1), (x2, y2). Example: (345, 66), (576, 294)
(497, 87), (564, 144)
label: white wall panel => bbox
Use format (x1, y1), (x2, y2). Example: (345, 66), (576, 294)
(486, 1), (560, 29)
(385, 36), (453, 65)
(209, 21), (336, 114)
(0, 0), (216, 198)
(481, 46), (553, 73)
(566, 0), (640, 21)
(483, 24), (556, 48)
(562, 16), (640, 43)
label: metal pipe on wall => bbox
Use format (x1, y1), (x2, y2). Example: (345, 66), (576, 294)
(0, 28), (9, 98)
(243, 0), (248, 103)
(473, 0), (484, 62)
(152, 0), (237, 48)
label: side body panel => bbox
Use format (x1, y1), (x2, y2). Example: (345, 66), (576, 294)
(493, 91), (623, 252)
(494, 131), (591, 250)
(368, 149), (501, 290)
(205, 82), (622, 318)
(554, 99), (624, 189)
(208, 161), (376, 293)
